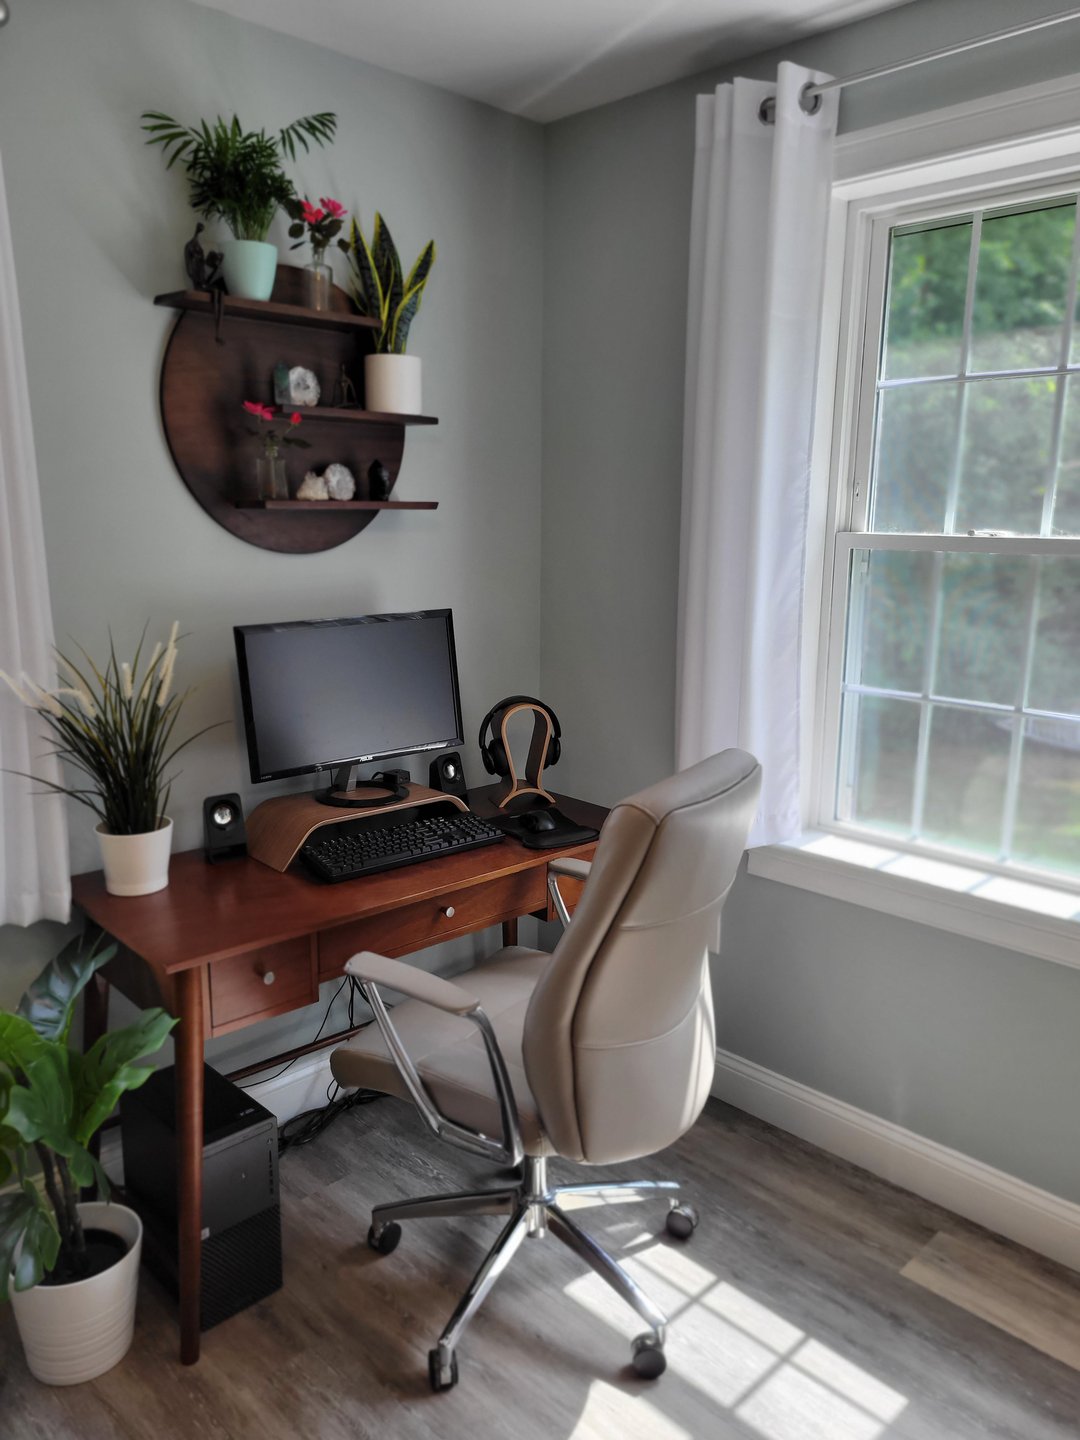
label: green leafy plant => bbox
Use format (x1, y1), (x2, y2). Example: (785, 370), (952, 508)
(0, 622), (221, 835)
(0, 936), (176, 1297)
(140, 111), (338, 242)
(337, 213), (435, 353)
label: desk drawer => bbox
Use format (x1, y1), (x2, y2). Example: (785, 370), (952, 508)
(209, 937), (316, 1034)
(319, 868), (546, 979)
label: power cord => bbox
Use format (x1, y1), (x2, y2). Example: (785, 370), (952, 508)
(235, 975), (389, 1153)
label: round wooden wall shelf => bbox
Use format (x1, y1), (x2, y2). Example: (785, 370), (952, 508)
(156, 266), (438, 553)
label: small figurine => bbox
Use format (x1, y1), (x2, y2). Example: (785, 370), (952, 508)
(183, 222), (222, 291)
(183, 222), (226, 343)
(368, 460), (391, 501)
(331, 363), (359, 409)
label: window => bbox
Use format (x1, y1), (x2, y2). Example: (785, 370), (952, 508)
(821, 191), (1080, 885)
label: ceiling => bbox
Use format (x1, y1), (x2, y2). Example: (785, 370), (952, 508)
(192, 0), (916, 124)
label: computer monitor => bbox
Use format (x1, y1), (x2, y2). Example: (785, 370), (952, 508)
(234, 610), (464, 787)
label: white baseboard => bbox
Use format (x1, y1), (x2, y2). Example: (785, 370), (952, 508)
(712, 1049), (1080, 1273)
(241, 1052), (337, 1126)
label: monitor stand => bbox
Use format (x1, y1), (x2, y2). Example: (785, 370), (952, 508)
(246, 782), (470, 872)
(316, 764), (409, 810)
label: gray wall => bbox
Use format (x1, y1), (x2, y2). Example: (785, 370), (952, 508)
(540, 0), (1080, 1202)
(0, 0), (544, 1068)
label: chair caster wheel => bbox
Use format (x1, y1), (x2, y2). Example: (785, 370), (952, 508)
(666, 1203), (699, 1240)
(429, 1347), (459, 1392)
(368, 1221), (402, 1255)
(631, 1333), (667, 1379)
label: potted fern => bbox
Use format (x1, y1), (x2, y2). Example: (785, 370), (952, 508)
(1, 935), (175, 1384)
(0, 622), (219, 896)
(338, 212), (435, 414)
(141, 110), (337, 300)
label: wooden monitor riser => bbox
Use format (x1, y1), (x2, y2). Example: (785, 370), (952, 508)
(246, 782), (468, 872)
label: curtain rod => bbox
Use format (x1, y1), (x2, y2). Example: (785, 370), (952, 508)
(760, 6), (1080, 121)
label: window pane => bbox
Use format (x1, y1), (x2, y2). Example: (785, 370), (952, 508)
(933, 552), (1030, 707)
(849, 550), (934, 693)
(970, 202), (1076, 373)
(1052, 375), (1080, 535)
(921, 706), (1010, 857)
(872, 384), (956, 532)
(1028, 556), (1080, 714)
(842, 694), (918, 834)
(882, 222), (971, 380)
(1012, 722), (1080, 875)
(954, 376), (1055, 535)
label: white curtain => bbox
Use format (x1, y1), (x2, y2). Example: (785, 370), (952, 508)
(0, 148), (70, 924)
(676, 62), (838, 847)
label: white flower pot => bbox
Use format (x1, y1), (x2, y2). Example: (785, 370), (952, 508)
(364, 353), (422, 415)
(96, 817), (173, 896)
(220, 239), (278, 301)
(10, 1202), (143, 1386)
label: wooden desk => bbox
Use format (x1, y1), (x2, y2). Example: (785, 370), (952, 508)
(71, 788), (603, 1366)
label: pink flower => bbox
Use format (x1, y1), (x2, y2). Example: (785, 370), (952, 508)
(243, 401), (275, 421)
(320, 198), (346, 220)
(301, 201), (325, 226)
(289, 412), (303, 426)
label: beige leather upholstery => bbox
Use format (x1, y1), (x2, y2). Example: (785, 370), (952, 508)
(331, 749), (761, 1165)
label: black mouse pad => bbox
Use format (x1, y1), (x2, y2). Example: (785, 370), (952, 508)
(496, 807), (600, 850)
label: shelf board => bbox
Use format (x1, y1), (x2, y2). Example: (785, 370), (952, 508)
(239, 499), (438, 512)
(154, 290), (379, 333)
(291, 406), (438, 427)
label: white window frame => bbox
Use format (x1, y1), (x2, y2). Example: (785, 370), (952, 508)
(749, 72), (1080, 968)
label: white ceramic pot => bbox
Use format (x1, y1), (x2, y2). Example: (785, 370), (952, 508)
(10, 1201), (143, 1386)
(364, 353), (422, 415)
(96, 817), (173, 896)
(220, 239), (278, 301)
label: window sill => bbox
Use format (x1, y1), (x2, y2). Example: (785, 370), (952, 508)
(746, 833), (1080, 970)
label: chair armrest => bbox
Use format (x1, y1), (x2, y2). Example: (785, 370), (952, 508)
(344, 952), (479, 1016)
(547, 856), (592, 927)
(548, 857), (592, 881)
(343, 950), (523, 1167)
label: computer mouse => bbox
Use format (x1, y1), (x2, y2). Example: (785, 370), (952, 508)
(522, 809), (558, 833)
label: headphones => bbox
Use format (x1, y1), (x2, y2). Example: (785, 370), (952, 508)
(478, 695), (562, 777)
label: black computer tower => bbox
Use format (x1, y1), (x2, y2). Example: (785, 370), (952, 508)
(120, 1063), (282, 1331)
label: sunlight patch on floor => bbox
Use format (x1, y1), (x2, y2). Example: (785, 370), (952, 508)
(562, 1240), (908, 1435)
(568, 1381), (692, 1440)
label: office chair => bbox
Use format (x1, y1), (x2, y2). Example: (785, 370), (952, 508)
(330, 749), (761, 1391)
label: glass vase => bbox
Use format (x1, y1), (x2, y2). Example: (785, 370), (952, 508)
(255, 454), (289, 502)
(304, 252), (333, 311)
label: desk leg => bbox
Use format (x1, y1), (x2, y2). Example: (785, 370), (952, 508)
(175, 968), (205, 1365)
(502, 918), (518, 947)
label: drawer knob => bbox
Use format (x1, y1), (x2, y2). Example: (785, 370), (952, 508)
(260, 969), (276, 986)
(441, 905), (456, 920)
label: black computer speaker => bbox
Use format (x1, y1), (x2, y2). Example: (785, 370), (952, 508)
(203, 793), (247, 863)
(429, 751), (468, 799)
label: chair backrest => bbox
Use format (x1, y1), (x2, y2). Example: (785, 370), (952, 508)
(522, 749), (761, 1164)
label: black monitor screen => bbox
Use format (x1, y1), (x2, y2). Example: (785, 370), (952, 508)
(234, 610), (463, 782)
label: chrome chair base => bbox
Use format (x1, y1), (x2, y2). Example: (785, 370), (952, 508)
(368, 1155), (693, 1389)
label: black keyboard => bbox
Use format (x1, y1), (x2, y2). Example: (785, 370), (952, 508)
(300, 808), (505, 883)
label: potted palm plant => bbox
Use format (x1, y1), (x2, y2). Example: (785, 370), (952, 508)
(141, 110), (337, 300)
(338, 212), (435, 414)
(0, 622), (219, 896)
(1, 935), (176, 1384)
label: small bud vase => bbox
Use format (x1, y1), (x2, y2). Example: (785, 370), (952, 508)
(304, 249), (333, 311)
(256, 455), (289, 502)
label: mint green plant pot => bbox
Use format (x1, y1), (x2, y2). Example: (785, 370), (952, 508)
(221, 240), (278, 301)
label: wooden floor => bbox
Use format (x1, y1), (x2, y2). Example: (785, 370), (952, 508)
(4, 1098), (1080, 1439)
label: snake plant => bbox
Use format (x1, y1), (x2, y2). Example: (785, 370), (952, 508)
(338, 213), (435, 353)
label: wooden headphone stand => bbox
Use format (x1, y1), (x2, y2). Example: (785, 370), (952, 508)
(491, 701), (557, 811)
